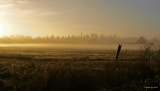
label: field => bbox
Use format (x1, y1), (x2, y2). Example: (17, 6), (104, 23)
(0, 44), (159, 91)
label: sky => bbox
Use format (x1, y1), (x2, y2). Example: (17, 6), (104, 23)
(0, 0), (160, 38)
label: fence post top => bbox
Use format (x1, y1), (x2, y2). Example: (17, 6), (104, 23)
(119, 44), (122, 47)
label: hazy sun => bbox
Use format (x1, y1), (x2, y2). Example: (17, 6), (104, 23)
(0, 22), (4, 37)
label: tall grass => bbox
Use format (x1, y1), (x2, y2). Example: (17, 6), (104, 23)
(0, 60), (154, 91)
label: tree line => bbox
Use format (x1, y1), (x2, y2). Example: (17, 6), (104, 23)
(0, 33), (159, 44)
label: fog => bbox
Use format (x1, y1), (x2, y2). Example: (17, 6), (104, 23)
(0, 44), (143, 50)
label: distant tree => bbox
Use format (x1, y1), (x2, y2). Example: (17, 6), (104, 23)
(136, 36), (147, 44)
(100, 34), (105, 39)
(91, 33), (98, 40)
(50, 35), (55, 39)
(150, 37), (158, 43)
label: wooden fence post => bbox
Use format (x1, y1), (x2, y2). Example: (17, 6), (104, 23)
(116, 44), (122, 61)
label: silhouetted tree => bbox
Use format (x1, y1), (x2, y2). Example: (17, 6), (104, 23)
(136, 36), (147, 44)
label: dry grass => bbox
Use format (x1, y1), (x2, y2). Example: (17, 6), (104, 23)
(0, 59), (158, 91)
(0, 45), (159, 91)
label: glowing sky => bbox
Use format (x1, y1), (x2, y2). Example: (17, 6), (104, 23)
(0, 0), (160, 38)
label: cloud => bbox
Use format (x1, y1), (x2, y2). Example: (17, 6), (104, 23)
(33, 10), (62, 17)
(0, 0), (12, 4)
(0, 3), (14, 8)
(0, 0), (62, 18)
(17, 0), (31, 4)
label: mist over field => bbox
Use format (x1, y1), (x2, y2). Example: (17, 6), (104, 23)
(0, 34), (160, 51)
(0, 34), (159, 45)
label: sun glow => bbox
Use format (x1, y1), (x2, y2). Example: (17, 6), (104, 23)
(0, 22), (4, 37)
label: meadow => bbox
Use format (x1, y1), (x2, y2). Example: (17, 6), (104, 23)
(0, 44), (159, 91)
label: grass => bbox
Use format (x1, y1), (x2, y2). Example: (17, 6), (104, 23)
(0, 61), (152, 91)
(0, 46), (159, 91)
